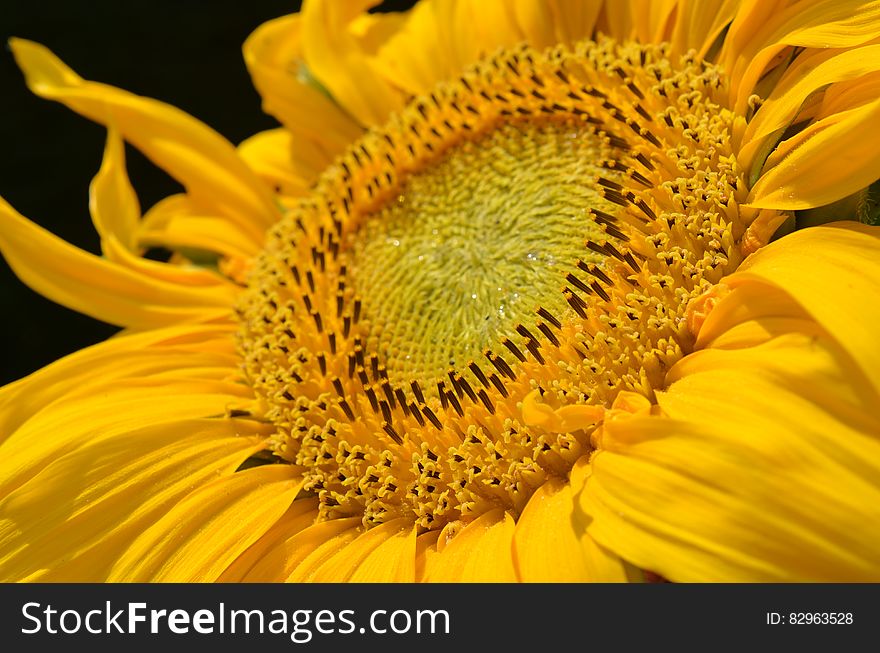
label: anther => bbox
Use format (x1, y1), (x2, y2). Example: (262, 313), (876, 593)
(382, 422), (403, 445)
(537, 322), (561, 347)
(468, 361), (490, 388)
(410, 380), (425, 405)
(485, 350), (516, 380)
(502, 338), (527, 362)
(423, 406), (443, 430)
(455, 374), (478, 403)
(488, 373), (510, 397)
(525, 338), (545, 364)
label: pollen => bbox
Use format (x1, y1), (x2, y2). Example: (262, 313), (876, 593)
(237, 38), (750, 531)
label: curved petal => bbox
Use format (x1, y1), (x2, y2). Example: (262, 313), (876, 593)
(91, 129), (243, 290)
(732, 222), (880, 395)
(238, 129), (310, 199)
(138, 194), (262, 260)
(10, 38), (279, 240)
(90, 128), (140, 253)
(740, 44), (880, 174)
(0, 323), (240, 438)
(513, 478), (629, 582)
(109, 465), (302, 582)
(217, 499), (320, 582)
(308, 518), (416, 582)
(579, 224), (880, 581)
(670, 0), (741, 59)
(723, 1), (880, 114)
(0, 197), (236, 329)
(747, 97), (880, 209)
(0, 420), (263, 582)
(301, 0), (406, 127)
(421, 509), (517, 582)
(583, 335), (880, 581)
(232, 517), (361, 582)
(243, 14), (364, 180)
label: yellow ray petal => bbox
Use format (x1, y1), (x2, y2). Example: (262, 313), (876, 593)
(583, 327), (880, 581)
(372, 0), (471, 95)
(740, 44), (880, 173)
(1, 380), (259, 498)
(348, 523), (417, 582)
(301, 0), (405, 127)
(109, 465), (301, 582)
(727, 0), (880, 114)
(0, 197), (236, 329)
(0, 421), (263, 582)
(90, 128), (140, 253)
(598, 0), (677, 42)
(285, 522), (367, 582)
(236, 517), (361, 582)
(91, 128), (239, 289)
(422, 509), (517, 582)
(309, 519), (416, 582)
(237, 129), (310, 199)
(512, 477), (628, 582)
(670, 0), (741, 59)
(138, 194), (262, 260)
(511, 0), (602, 49)
(730, 223), (880, 395)
(10, 38), (279, 240)
(581, 231), (880, 581)
(243, 14), (364, 180)
(748, 97), (880, 209)
(217, 499), (320, 582)
(0, 324), (240, 439)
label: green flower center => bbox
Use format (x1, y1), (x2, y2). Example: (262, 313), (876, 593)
(346, 121), (615, 388)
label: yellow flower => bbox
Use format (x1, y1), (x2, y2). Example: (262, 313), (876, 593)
(2, 0), (880, 582)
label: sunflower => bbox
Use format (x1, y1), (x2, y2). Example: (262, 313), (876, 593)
(2, 0), (880, 583)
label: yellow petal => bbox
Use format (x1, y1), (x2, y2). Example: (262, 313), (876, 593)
(372, 0), (469, 95)
(309, 519), (416, 582)
(348, 522), (417, 582)
(731, 222), (880, 395)
(0, 197), (236, 329)
(109, 465), (301, 582)
(747, 98), (880, 209)
(10, 38), (279, 240)
(217, 499), (319, 582)
(580, 230), (880, 580)
(0, 323), (239, 438)
(90, 128), (241, 288)
(243, 14), (363, 180)
(237, 129), (309, 199)
(1, 378), (257, 498)
(422, 509), (517, 582)
(725, 1), (880, 114)
(670, 0), (741, 59)
(598, 0), (677, 42)
(0, 420), (262, 582)
(511, 0), (602, 49)
(226, 517), (360, 582)
(89, 128), (140, 253)
(513, 477), (628, 581)
(741, 44), (880, 173)
(589, 329), (880, 581)
(138, 194), (262, 260)
(301, 0), (405, 127)
(280, 518), (363, 582)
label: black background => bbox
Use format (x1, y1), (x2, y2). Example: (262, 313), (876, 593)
(0, 0), (414, 385)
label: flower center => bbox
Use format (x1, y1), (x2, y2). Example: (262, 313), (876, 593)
(346, 121), (618, 389)
(238, 38), (748, 532)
